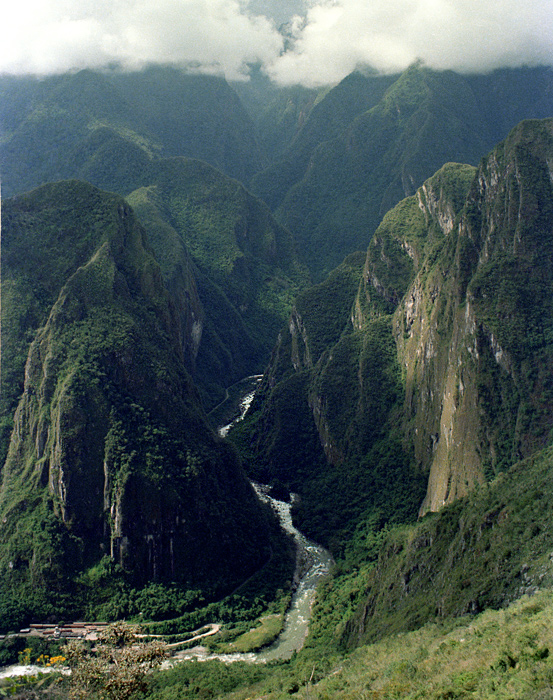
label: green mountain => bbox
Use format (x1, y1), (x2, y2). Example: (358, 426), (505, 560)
(250, 69), (398, 211)
(332, 120), (553, 642)
(231, 66), (320, 163)
(3, 64), (552, 287)
(3, 62), (553, 699)
(0, 180), (283, 624)
(238, 119), (553, 561)
(0, 67), (263, 198)
(394, 119), (553, 513)
(125, 157), (309, 407)
(343, 444), (553, 648)
(250, 64), (553, 279)
(233, 249), (427, 554)
(0, 68), (310, 405)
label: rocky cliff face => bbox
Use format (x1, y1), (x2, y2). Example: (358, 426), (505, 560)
(394, 120), (553, 513)
(241, 251), (426, 552)
(350, 119), (553, 516)
(242, 119), (553, 550)
(0, 181), (275, 608)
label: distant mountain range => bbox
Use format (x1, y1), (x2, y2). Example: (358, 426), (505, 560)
(2, 63), (553, 653)
(3, 63), (553, 282)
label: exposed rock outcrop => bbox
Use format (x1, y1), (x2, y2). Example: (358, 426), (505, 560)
(243, 119), (553, 549)
(395, 120), (553, 513)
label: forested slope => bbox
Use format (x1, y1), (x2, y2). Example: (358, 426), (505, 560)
(237, 119), (553, 563)
(0, 180), (287, 626)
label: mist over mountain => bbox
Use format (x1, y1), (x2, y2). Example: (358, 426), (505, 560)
(1, 0), (551, 86)
(0, 67), (264, 197)
(3, 63), (553, 285)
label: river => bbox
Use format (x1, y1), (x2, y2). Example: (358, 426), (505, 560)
(173, 483), (332, 664)
(174, 377), (333, 664)
(0, 487), (332, 674)
(254, 485), (333, 662)
(1, 377), (332, 675)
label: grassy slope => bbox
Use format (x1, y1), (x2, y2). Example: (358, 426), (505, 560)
(343, 445), (553, 646)
(138, 443), (553, 700)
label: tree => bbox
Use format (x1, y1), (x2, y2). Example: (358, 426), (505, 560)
(63, 622), (168, 700)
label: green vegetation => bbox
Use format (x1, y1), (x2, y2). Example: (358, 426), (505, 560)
(235, 251), (425, 556)
(0, 181), (293, 629)
(128, 158), (308, 343)
(231, 65), (319, 163)
(220, 614), (284, 653)
(343, 444), (553, 647)
(0, 67), (262, 198)
(305, 590), (553, 700)
(64, 623), (167, 700)
(8, 591), (553, 699)
(250, 69), (397, 211)
(227, 118), (553, 689)
(261, 65), (553, 280)
(3, 66), (553, 700)
(126, 158), (309, 407)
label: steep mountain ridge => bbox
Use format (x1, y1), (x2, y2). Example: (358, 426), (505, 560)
(0, 67), (263, 198)
(237, 248), (427, 553)
(0, 68), (312, 406)
(250, 70), (398, 210)
(0, 180), (279, 620)
(393, 119), (553, 513)
(238, 119), (553, 557)
(260, 65), (553, 279)
(125, 157), (309, 406)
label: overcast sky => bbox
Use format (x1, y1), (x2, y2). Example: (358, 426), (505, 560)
(1, 0), (552, 86)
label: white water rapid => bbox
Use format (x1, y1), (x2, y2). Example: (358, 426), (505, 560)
(0, 377), (332, 675)
(171, 485), (332, 664)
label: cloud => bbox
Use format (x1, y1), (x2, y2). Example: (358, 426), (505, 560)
(267, 0), (553, 86)
(0, 0), (283, 80)
(0, 0), (552, 84)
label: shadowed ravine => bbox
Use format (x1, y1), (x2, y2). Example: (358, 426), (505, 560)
(173, 378), (333, 663)
(171, 482), (332, 664)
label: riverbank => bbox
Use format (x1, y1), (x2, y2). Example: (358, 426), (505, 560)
(1, 377), (332, 675)
(164, 485), (332, 665)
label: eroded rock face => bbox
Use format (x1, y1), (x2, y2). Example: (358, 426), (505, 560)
(0, 180), (274, 602)
(246, 119), (553, 543)
(394, 120), (553, 513)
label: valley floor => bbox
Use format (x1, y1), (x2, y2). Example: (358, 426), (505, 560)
(145, 589), (553, 700)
